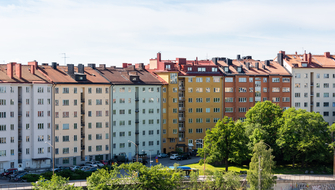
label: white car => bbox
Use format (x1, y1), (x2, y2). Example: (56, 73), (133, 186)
(70, 166), (81, 171)
(85, 162), (98, 167)
(170, 154), (179, 160)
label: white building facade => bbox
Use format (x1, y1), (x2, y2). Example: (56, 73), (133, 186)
(111, 85), (162, 159)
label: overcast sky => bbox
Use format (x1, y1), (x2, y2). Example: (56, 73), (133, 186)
(1, 0), (334, 67)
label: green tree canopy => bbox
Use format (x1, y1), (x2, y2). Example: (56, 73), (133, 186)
(247, 141), (276, 190)
(32, 175), (82, 190)
(198, 116), (248, 171)
(277, 108), (331, 167)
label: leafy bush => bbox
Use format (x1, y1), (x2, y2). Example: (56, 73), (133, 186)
(22, 174), (40, 182)
(42, 171), (53, 180)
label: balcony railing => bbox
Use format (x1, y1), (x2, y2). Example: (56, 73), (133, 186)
(179, 97), (185, 101)
(178, 117), (185, 122)
(179, 138), (185, 142)
(135, 130), (139, 134)
(81, 146), (85, 150)
(178, 107), (185, 112)
(179, 127), (185, 132)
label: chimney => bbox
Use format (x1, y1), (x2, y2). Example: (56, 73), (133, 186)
(196, 57), (198, 65)
(277, 53), (283, 66)
(122, 63), (128, 68)
(15, 63), (22, 79)
(67, 64), (74, 75)
(303, 52), (307, 61)
(28, 61), (38, 69)
(279, 50), (285, 58)
(255, 62), (259, 70)
(307, 53), (312, 64)
(52, 62), (57, 69)
(87, 64), (96, 69)
(7, 63), (13, 78)
(30, 65), (35, 74)
(78, 64), (84, 73)
(324, 52), (330, 58)
(212, 58), (218, 65)
(99, 64), (106, 69)
(157, 52), (161, 62)
(237, 54), (241, 60)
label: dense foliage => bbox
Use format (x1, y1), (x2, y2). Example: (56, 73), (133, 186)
(200, 101), (333, 169)
(32, 175), (82, 190)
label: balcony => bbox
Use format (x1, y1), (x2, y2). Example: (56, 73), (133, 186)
(81, 146), (85, 150)
(81, 110), (85, 115)
(135, 130), (139, 134)
(18, 136), (22, 141)
(135, 109), (139, 113)
(81, 133), (85, 138)
(178, 107), (185, 112)
(18, 124), (22, 129)
(135, 141), (139, 145)
(81, 122), (85, 126)
(135, 97), (139, 101)
(310, 93), (314, 96)
(178, 117), (185, 122)
(310, 82), (314, 86)
(179, 127), (185, 132)
(18, 111), (22, 116)
(179, 97), (185, 101)
(81, 98), (85, 103)
(18, 148), (22, 153)
(178, 86), (185, 91)
(179, 138), (185, 142)
(18, 159), (22, 164)
(135, 120), (139, 124)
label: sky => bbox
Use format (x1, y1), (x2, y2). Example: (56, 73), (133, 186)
(0, 0), (335, 67)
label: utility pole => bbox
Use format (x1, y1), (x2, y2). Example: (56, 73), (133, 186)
(62, 53), (69, 65)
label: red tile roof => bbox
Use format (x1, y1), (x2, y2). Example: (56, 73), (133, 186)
(283, 52), (335, 68)
(0, 63), (51, 83)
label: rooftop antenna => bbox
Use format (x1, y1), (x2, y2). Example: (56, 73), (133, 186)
(62, 53), (69, 65)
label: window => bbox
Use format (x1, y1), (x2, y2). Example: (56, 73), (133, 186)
(225, 77), (233, 82)
(324, 83), (329, 88)
(62, 88), (69, 94)
(196, 118), (203, 123)
(0, 99), (5, 105)
(282, 97), (290, 102)
(188, 108), (193, 113)
(324, 102), (329, 107)
(263, 78), (267, 82)
(88, 134), (92, 140)
(272, 87), (280, 92)
(295, 83), (301, 88)
(96, 122), (102, 128)
(74, 99), (77, 105)
(170, 73), (177, 84)
(225, 108), (233, 112)
(62, 136), (69, 142)
(295, 93), (300, 98)
(96, 111), (102, 117)
(196, 98), (203, 103)
(0, 112), (6, 118)
(196, 108), (203, 113)
(206, 77), (210, 82)
(238, 97), (247, 102)
(37, 87), (44, 93)
(38, 148), (44, 154)
(272, 97), (280, 102)
(272, 78), (280, 82)
(62, 100), (69, 106)
(0, 137), (6, 144)
(188, 118), (193, 123)
(225, 97), (233, 102)
(239, 88), (247, 92)
(214, 88), (220, 92)
(239, 78), (246, 82)
(96, 88), (102, 93)
(119, 98), (125, 103)
(282, 87), (290, 92)
(225, 87), (233, 92)
(263, 88), (267, 92)
(238, 107), (247, 112)
(196, 88), (203, 92)
(295, 73), (301, 78)
(324, 112), (329, 116)
(38, 111), (44, 117)
(213, 98), (220, 102)
(0, 125), (5, 131)
(173, 129), (177, 134)
(196, 77), (203, 82)
(63, 148), (69, 154)
(173, 119), (177, 124)
(295, 102), (301, 107)
(96, 134), (102, 140)
(96, 99), (102, 105)
(88, 146), (92, 152)
(38, 123), (44, 129)
(324, 74), (329, 78)
(213, 108), (220, 112)
(63, 124), (69, 130)
(206, 88), (210, 92)
(96, 145), (102, 151)
(188, 98), (193, 103)
(74, 135), (77, 141)
(62, 112), (69, 118)
(196, 128), (203, 133)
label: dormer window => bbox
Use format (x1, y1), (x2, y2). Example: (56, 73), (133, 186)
(301, 63), (307, 67)
(188, 67), (192, 71)
(212, 67), (217, 72)
(224, 67), (228, 72)
(198, 67), (206, 72)
(237, 67), (242, 73)
(166, 65), (171, 70)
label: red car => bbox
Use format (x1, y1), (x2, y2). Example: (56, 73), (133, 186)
(1, 168), (18, 177)
(100, 160), (108, 166)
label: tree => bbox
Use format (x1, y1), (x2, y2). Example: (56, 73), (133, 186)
(198, 116), (248, 172)
(32, 175), (82, 190)
(247, 141), (276, 190)
(87, 162), (183, 190)
(277, 108), (331, 167)
(245, 101), (283, 158)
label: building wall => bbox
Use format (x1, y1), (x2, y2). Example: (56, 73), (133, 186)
(112, 85), (161, 160)
(291, 68), (335, 124)
(54, 84), (110, 166)
(0, 83), (52, 172)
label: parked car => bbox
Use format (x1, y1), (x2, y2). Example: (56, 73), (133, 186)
(50, 166), (63, 172)
(100, 160), (108, 166)
(1, 168), (18, 177)
(70, 166), (81, 171)
(170, 154), (179, 160)
(96, 162), (104, 167)
(80, 166), (90, 171)
(85, 162), (98, 167)
(13, 172), (27, 182)
(157, 153), (168, 158)
(85, 167), (98, 172)
(9, 171), (26, 179)
(177, 154), (190, 160)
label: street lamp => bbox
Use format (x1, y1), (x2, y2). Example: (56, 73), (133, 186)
(45, 141), (54, 175)
(142, 150), (153, 167)
(128, 140), (138, 162)
(196, 140), (206, 179)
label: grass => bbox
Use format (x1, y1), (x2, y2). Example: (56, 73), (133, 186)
(184, 163), (333, 175)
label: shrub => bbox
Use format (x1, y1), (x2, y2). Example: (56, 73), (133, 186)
(22, 174), (40, 182)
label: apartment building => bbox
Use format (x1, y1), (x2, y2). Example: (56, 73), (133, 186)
(147, 53), (224, 153)
(212, 55), (292, 120)
(96, 63), (162, 159)
(39, 63), (110, 166)
(0, 62), (52, 172)
(279, 51), (335, 124)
